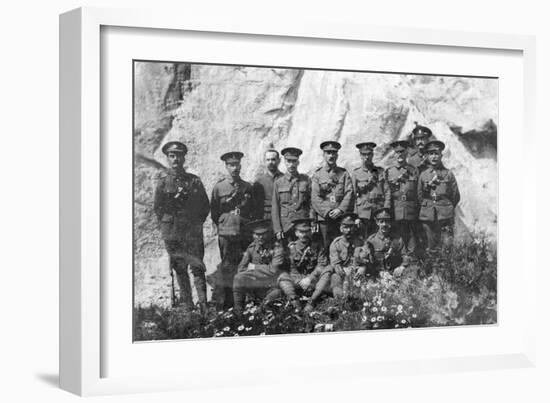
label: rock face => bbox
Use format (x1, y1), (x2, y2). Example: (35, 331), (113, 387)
(133, 62), (498, 307)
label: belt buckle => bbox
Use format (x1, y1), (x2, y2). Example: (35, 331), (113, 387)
(401, 195), (407, 201)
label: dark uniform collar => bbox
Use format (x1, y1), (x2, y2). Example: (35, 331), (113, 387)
(374, 231), (390, 241)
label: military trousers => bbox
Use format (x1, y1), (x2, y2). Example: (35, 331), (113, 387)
(421, 218), (454, 251)
(394, 220), (418, 256)
(164, 240), (207, 307)
(318, 219), (341, 252)
(277, 265), (332, 302)
(233, 265), (280, 311)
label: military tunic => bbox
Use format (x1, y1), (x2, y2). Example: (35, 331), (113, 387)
(328, 235), (364, 298)
(252, 170), (283, 220)
(417, 165), (460, 250)
(272, 173), (313, 235)
(385, 164), (420, 255)
(311, 165), (354, 250)
(352, 164), (391, 238)
(363, 231), (409, 274)
(277, 238), (332, 302)
(153, 168), (210, 306)
(233, 240), (285, 310)
(210, 176), (255, 309)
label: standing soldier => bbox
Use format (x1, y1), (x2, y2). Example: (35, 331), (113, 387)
(311, 141), (354, 251)
(232, 219), (285, 313)
(351, 142), (390, 240)
(277, 218), (332, 312)
(385, 140), (420, 256)
(272, 147), (313, 242)
(407, 123), (432, 173)
(210, 151), (255, 310)
(252, 149), (283, 220)
(328, 213), (364, 299)
(153, 141), (210, 312)
(417, 141), (461, 251)
(355, 207), (410, 278)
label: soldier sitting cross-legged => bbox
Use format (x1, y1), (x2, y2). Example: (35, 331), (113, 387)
(354, 207), (411, 279)
(277, 218), (333, 313)
(328, 213), (364, 299)
(232, 219), (285, 313)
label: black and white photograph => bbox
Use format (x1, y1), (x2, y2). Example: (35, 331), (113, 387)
(133, 60), (498, 341)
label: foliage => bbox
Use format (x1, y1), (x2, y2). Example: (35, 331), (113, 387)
(134, 237), (497, 341)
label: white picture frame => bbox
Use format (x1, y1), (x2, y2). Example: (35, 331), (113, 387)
(59, 6), (537, 396)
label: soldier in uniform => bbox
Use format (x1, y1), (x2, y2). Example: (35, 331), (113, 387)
(385, 140), (420, 256)
(210, 151), (255, 310)
(153, 141), (210, 311)
(272, 147), (313, 242)
(277, 218), (332, 312)
(355, 207), (410, 278)
(232, 219), (285, 313)
(352, 142), (391, 239)
(417, 140), (461, 251)
(328, 213), (364, 299)
(311, 141), (354, 252)
(252, 149), (283, 220)
(407, 123), (432, 173)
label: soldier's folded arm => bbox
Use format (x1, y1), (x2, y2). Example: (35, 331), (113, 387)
(337, 171), (354, 213)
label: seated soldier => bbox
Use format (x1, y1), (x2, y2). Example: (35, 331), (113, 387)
(355, 207), (410, 278)
(277, 218), (333, 312)
(329, 213), (364, 299)
(232, 219), (285, 313)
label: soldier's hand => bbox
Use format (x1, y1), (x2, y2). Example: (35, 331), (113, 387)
(327, 209), (338, 219)
(298, 277), (311, 291)
(247, 263), (256, 271)
(276, 231), (285, 240)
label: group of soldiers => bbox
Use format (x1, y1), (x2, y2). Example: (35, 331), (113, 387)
(152, 124), (461, 314)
